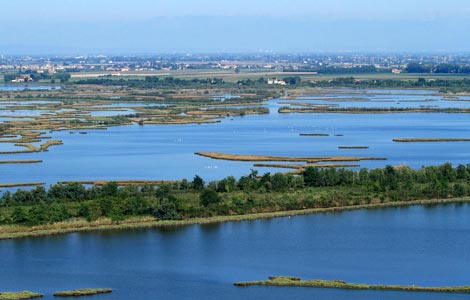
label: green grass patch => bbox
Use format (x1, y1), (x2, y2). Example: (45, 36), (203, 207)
(0, 291), (43, 300)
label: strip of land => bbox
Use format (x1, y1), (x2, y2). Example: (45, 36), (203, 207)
(299, 133), (329, 137)
(393, 138), (470, 142)
(0, 160), (42, 164)
(0, 140), (62, 155)
(1, 197), (469, 240)
(234, 276), (470, 294)
(57, 180), (178, 186)
(0, 182), (44, 188)
(278, 107), (470, 114)
(195, 152), (386, 163)
(253, 163), (360, 170)
(0, 291), (43, 300)
(338, 146), (369, 149)
(53, 288), (112, 297)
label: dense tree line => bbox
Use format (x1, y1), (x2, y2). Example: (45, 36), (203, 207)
(1, 163), (470, 226)
(3, 71), (71, 83)
(406, 62), (470, 74)
(285, 65), (384, 74)
(311, 77), (470, 93)
(75, 76), (226, 89)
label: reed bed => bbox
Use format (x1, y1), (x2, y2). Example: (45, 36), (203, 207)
(195, 152), (386, 163)
(0, 182), (44, 188)
(53, 288), (112, 297)
(0, 160), (42, 164)
(393, 138), (470, 142)
(57, 180), (179, 186)
(299, 133), (329, 137)
(0, 291), (43, 300)
(144, 118), (220, 125)
(338, 146), (369, 149)
(278, 107), (470, 114)
(253, 163), (360, 170)
(235, 276), (470, 294)
(39, 140), (63, 151)
(0, 144), (38, 154)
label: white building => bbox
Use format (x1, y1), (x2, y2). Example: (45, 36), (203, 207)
(267, 78), (287, 85)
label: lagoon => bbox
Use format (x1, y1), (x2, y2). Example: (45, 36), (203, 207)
(0, 85), (59, 91)
(2, 89), (470, 186)
(1, 203), (470, 300)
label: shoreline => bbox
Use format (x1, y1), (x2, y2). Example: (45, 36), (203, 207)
(1, 197), (469, 240)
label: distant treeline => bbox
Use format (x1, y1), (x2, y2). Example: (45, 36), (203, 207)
(1, 163), (470, 226)
(75, 75), (470, 93)
(283, 63), (470, 75)
(311, 77), (470, 93)
(75, 76), (227, 88)
(3, 71), (71, 83)
(406, 62), (470, 74)
(284, 65), (385, 74)
(75, 75), (303, 89)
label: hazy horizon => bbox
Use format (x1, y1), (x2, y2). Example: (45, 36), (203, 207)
(2, 0), (470, 55)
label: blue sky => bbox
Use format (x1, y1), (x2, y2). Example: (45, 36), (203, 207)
(1, 0), (470, 54)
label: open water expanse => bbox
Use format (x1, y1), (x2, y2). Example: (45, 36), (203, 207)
(1, 89), (470, 185)
(1, 204), (470, 299)
(1, 89), (470, 299)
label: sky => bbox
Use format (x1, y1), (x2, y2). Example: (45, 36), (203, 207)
(1, 0), (470, 54)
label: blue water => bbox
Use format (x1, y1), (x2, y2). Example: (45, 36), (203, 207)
(1, 89), (470, 185)
(1, 204), (470, 299)
(292, 89), (470, 109)
(2, 89), (470, 299)
(1, 111), (470, 185)
(0, 85), (60, 91)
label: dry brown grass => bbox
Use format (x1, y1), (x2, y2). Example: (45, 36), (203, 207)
(338, 146), (369, 149)
(253, 163), (360, 170)
(0, 160), (42, 164)
(39, 140), (63, 151)
(195, 152), (386, 163)
(57, 180), (179, 186)
(0, 182), (44, 188)
(393, 138), (470, 142)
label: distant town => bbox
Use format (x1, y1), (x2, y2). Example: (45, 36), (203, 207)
(2, 53), (470, 83)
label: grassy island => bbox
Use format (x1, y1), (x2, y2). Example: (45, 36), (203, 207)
(53, 288), (112, 297)
(0, 160), (42, 164)
(393, 138), (470, 142)
(278, 106), (470, 114)
(1, 162), (470, 239)
(299, 133), (329, 137)
(194, 152), (386, 163)
(338, 146), (369, 149)
(235, 276), (470, 294)
(0, 291), (43, 300)
(0, 182), (44, 188)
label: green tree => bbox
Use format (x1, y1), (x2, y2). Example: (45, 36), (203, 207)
(200, 189), (221, 207)
(271, 173), (289, 191)
(192, 175), (205, 190)
(154, 196), (179, 220)
(53, 72), (71, 83)
(11, 207), (28, 224)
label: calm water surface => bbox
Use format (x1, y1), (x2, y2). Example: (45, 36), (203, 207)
(0, 85), (59, 91)
(2, 111), (470, 185)
(1, 88), (470, 185)
(1, 204), (470, 300)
